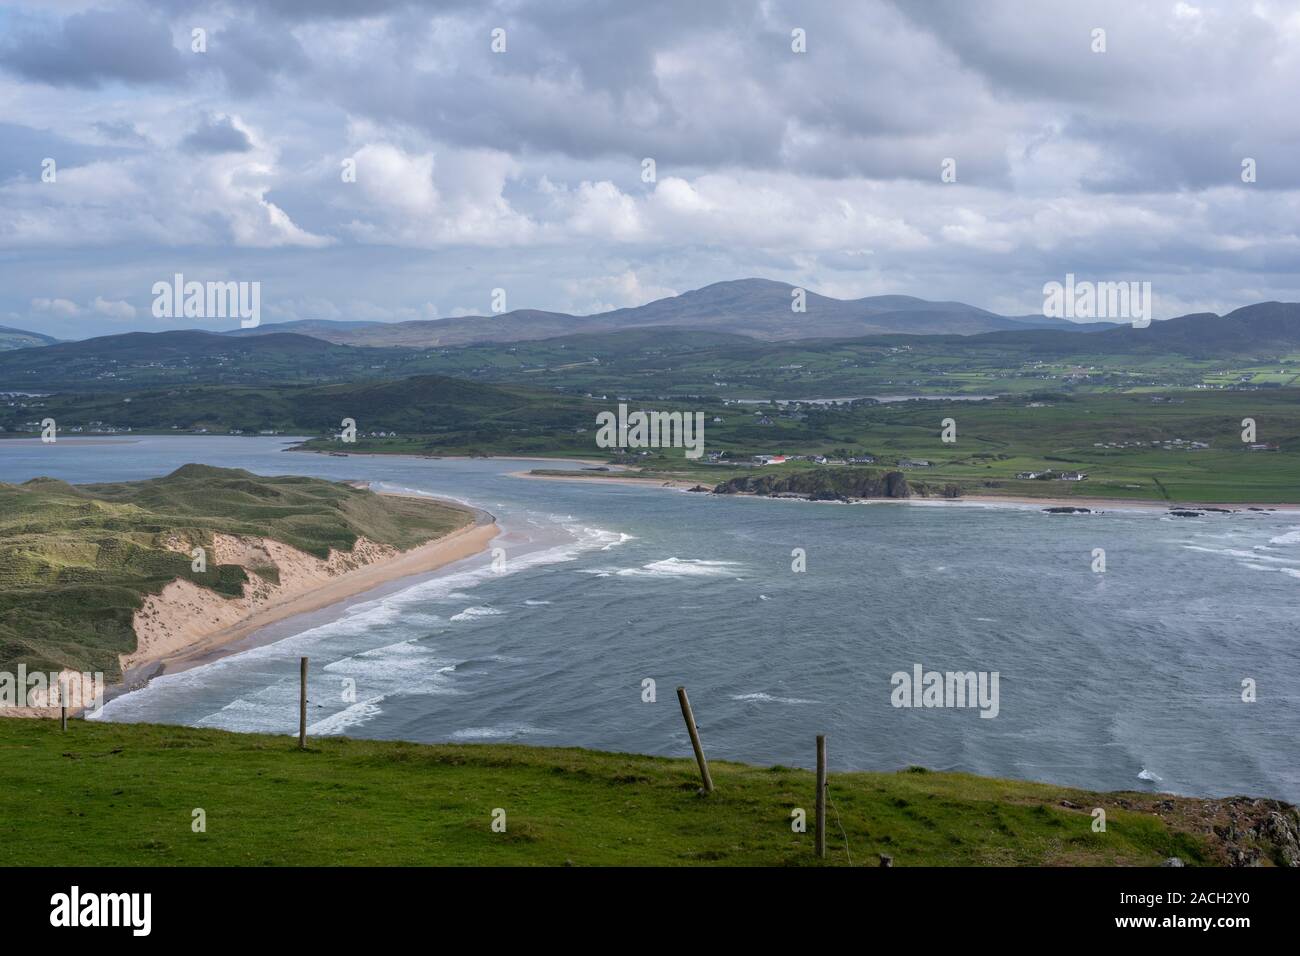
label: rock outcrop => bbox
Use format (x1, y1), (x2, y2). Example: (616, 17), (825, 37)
(712, 467), (948, 501)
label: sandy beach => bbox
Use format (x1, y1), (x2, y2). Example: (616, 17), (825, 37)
(111, 502), (497, 699)
(8, 518), (499, 718)
(2, 484), (498, 718)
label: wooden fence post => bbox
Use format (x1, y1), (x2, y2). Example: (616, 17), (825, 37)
(59, 679), (67, 732)
(815, 735), (828, 859)
(298, 657), (308, 750)
(676, 686), (713, 793)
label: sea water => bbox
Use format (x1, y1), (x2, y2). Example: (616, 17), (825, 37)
(1, 435), (1297, 801)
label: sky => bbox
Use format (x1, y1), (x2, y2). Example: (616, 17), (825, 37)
(1, 0), (1298, 339)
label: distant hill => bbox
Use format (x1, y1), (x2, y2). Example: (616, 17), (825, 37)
(229, 278), (1118, 347)
(1107, 302), (1300, 354)
(227, 318), (385, 335)
(0, 329), (401, 391)
(0, 373), (601, 447)
(967, 301), (1300, 357)
(6, 299), (1300, 397)
(0, 325), (59, 351)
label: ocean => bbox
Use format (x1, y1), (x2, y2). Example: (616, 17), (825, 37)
(2, 435), (1297, 801)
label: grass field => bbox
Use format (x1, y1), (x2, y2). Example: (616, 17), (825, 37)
(0, 465), (471, 679)
(4, 718), (1292, 866)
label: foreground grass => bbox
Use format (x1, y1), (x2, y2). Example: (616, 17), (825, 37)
(0, 719), (1251, 866)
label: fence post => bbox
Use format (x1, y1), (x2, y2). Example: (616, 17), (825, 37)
(676, 686), (714, 793)
(60, 679), (67, 732)
(298, 657), (308, 750)
(816, 734), (827, 859)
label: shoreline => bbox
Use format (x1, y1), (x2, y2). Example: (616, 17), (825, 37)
(112, 498), (498, 701)
(717, 491), (1300, 512)
(959, 494), (1299, 512)
(514, 469), (1300, 511)
(289, 445), (614, 467)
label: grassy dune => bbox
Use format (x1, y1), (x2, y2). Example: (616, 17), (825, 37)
(0, 465), (471, 678)
(2, 719), (1294, 866)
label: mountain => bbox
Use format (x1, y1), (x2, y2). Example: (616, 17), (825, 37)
(229, 309), (596, 348)
(7, 299), (1300, 396)
(1106, 302), (1300, 354)
(21, 329), (335, 360)
(229, 278), (1118, 347)
(226, 318), (384, 335)
(0, 325), (59, 351)
(967, 301), (1300, 357)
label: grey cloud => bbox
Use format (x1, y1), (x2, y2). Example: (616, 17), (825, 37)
(201, 18), (311, 97)
(0, 7), (188, 88)
(93, 120), (149, 145)
(181, 115), (253, 153)
(1, 0), (1298, 336)
(308, 0), (1010, 182)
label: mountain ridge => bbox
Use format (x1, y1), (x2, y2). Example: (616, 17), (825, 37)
(226, 278), (1122, 347)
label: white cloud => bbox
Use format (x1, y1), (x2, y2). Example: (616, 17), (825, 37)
(338, 142), (534, 247)
(91, 296), (136, 319)
(0, 117), (330, 249)
(31, 297), (81, 316)
(563, 270), (676, 313)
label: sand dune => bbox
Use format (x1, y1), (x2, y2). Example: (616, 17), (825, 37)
(124, 517), (497, 682)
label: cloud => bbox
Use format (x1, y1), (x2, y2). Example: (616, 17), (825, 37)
(30, 296), (136, 320)
(336, 142), (534, 246)
(0, 115), (330, 249)
(0, 8), (187, 88)
(0, 0), (1298, 334)
(182, 115), (254, 154)
(91, 297), (137, 319)
(92, 120), (148, 145)
(31, 297), (81, 317)
(563, 270), (676, 313)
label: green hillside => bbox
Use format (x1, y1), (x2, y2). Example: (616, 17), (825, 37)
(0, 325), (59, 351)
(3, 719), (1294, 866)
(0, 330), (456, 391)
(0, 466), (471, 679)
(0, 374), (601, 453)
(5, 303), (1300, 399)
